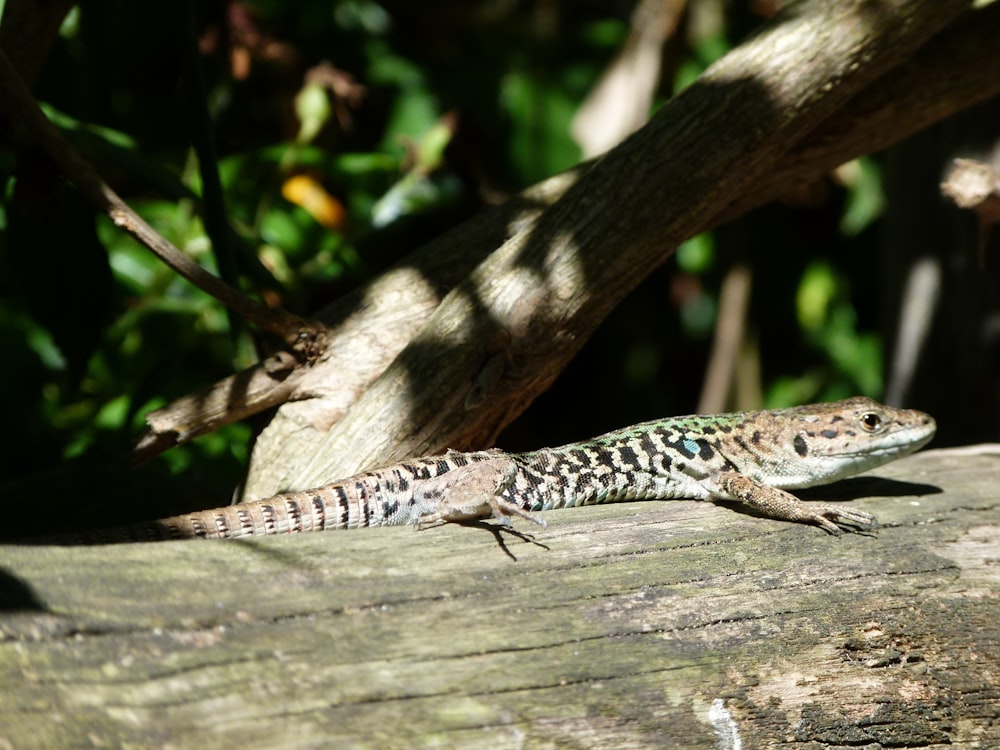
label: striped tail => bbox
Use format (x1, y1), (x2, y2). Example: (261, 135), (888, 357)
(29, 451), (503, 544)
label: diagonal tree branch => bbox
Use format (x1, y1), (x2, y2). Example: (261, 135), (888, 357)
(0, 46), (326, 358)
(135, 0), (1000, 496)
(286, 0), (973, 492)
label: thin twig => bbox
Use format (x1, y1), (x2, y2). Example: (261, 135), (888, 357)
(0, 46), (326, 358)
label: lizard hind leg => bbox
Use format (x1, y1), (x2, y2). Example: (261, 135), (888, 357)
(414, 458), (546, 529)
(717, 472), (877, 535)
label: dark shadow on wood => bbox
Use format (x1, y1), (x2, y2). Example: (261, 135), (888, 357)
(0, 567), (46, 612)
(800, 476), (942, 500)
(425, 518), (551, 561)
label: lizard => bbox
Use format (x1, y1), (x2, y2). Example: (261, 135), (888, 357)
(51, 397), (935, 543)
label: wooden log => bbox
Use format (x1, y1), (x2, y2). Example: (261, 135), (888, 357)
(0, 447), (997, 748)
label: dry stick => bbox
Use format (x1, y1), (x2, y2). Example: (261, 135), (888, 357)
(0, 47), (325, 358)
(135, 350), (304, 460)
(941, 158), (1000, 269)
(698, 263), (752, 415)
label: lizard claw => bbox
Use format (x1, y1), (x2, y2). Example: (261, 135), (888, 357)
(812, 506), (878, 535)
(489, 497), (547, 528)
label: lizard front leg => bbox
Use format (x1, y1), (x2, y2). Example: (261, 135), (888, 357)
(715, 472), (877, 534)
(414, 458), (546, 528)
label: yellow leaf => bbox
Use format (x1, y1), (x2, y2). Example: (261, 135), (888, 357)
(281, 174), (346, 230)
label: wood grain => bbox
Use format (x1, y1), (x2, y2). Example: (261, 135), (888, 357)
(1, 448), (997, 748)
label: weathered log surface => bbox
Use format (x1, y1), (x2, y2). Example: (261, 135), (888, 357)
(1, 447), (998, 749)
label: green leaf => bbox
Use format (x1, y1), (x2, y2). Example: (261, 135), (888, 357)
(796, 261), (837, 333)
(371, 172), (461, 228)
(501, 72), (581, 183)
(295, 83), (332, 144)
(839, 157), (885, 236)
(676, 234), (714, 274)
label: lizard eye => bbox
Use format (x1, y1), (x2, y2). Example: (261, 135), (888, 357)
(860, 412), (882, 432)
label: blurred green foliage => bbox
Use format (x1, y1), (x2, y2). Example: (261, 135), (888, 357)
(0, 0), (889, 500)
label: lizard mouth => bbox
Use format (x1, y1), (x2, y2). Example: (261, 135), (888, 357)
(825, 424), (936, 458)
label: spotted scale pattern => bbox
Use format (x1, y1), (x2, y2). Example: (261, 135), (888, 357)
(54, 398), (935, 542)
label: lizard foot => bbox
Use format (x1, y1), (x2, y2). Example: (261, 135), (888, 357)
(805, 504), (878, 535)
(718, 472), (878, 535)
(487, 497), (547, 528)
(417, 494), (546, 529)
(412, 458), (546, 529)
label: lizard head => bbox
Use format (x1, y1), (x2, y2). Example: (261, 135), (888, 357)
(777, 397), (936, 486)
